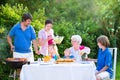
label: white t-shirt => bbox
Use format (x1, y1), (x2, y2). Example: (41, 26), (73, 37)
(69, 47), (82, 62)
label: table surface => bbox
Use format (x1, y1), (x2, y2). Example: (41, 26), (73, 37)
(20, 61), (96, 80)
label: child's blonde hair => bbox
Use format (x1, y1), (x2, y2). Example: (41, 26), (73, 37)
(48, 44), (59, 55)
(64, 48), (70, 53)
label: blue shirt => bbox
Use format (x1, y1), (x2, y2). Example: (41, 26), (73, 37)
(97, 48), (113, 78)
(8, 23), (36, 53)
(63, 55), (75, 59)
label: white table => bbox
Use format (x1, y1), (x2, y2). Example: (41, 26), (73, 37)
(20, 61), (96, 80)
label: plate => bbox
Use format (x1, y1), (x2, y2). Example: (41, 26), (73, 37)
(39, 62), (53, 65)
(79, 61), (90, 64)
(30, 61), (38, 64)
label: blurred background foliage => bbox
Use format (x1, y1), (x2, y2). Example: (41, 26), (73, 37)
(0, 0), (120, 79)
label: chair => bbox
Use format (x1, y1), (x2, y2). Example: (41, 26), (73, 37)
(108, 48), (117, 80)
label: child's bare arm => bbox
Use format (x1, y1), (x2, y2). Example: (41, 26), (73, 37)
(86, 58), (97, 62)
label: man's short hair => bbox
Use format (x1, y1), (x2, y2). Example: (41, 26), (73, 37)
(22, 13), (32, 21)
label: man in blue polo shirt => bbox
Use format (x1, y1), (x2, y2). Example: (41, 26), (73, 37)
(7, 13), (39, 62)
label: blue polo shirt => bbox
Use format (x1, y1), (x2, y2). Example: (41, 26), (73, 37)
(8, 23), (36, 53)
(97, 48), (113, 78)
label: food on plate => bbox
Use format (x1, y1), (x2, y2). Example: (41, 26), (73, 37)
(64, 58), (74, 62)
(56, 58), (64, 62)
(6, 58), (27, 62)
(55, 58), (74, 64)
(43, 56), (51, 62)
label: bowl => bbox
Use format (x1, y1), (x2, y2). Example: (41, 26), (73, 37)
(54, 36), (64, 44)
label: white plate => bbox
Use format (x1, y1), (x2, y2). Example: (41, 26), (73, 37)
(30, 61), (38, 64)
(39, 62), (53, 65)
(79, 61), (90, 64)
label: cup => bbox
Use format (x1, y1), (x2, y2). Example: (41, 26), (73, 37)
(38, 58), (42, 64)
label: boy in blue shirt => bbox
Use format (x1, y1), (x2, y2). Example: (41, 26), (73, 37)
(7, 13), (39, 62)
(87, 35), (113, 80)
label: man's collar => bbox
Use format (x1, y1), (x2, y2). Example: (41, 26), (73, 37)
(19, 23), (30, 30)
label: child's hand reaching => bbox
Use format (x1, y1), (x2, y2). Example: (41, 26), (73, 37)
(85, 58), (97, 62)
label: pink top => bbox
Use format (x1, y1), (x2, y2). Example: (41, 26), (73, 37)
(38, 29), (54, 55)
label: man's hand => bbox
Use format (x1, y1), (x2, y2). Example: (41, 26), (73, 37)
(32, 39), (40, 55)
(10, 45), (14, 52)
(7, 35), (14, 52)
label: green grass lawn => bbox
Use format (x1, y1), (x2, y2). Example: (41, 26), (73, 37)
(116, 62), (120, 80)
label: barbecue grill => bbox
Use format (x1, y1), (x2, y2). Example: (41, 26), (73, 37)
(5, 58), (29, 80)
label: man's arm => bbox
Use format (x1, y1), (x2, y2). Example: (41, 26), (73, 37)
(7, 35), (14, 51)
(32, 39), (39, 55)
